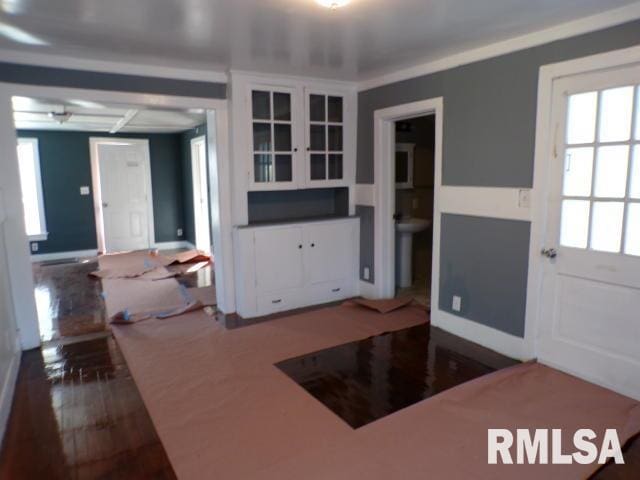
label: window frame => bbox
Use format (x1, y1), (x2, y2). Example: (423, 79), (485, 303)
(16, 137), (48, 241)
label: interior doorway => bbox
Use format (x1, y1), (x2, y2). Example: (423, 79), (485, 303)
(190, 135), (212, 254)
(393, 115), (436, 308)
(372, 97), (443, 313)
(90, 138), (154, 253)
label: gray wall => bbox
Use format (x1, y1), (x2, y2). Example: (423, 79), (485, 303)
(356, 19), (640, 338)
(0, 62), (226, 98)
(439, 214), (530, 337)
(358, 19), (640, 186)
(247, 188), (349, 224)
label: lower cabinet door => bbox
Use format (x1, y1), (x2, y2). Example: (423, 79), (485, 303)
(303, 222), (353, 284)
(254, 226), (304, 292)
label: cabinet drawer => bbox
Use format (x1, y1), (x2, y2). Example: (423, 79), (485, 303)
(307, 281), (352, 306)
(257, 291), (299, 316)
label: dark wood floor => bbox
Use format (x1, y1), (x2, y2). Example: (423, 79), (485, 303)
(0, 337), (176, 479)
(1, 259), (638, 478)
(277, 323), (518, 428)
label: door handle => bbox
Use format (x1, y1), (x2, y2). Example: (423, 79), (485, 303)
(102, 202), (109, 208)
(541, 248), (557, 259)
(271, 299), (282, 304)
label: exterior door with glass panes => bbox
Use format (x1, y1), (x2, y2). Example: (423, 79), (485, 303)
(250, 86), (297, 189)
(306, 91), (345, 185)
(537, 64), (640, 400)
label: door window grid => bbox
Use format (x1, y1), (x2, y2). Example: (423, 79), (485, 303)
(308, 94), (344, 181)
(251, 90), (293, 183)
(560, 84), (640, 256)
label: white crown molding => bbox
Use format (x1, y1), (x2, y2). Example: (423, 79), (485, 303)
(358, 2), (640, 92)
(229, 69), (357, 89)
(0, 48), (228, 84)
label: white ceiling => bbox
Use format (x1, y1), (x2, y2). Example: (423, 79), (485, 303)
(0, 0), (638, 82)
(12, 96), (206, 133)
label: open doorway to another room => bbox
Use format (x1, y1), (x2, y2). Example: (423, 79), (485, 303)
(394, 115), (435, 309)
(190, 133), (212, 254)
(11, 95), (214, 341)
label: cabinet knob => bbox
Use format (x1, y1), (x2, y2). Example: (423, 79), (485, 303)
(306, 147), (310, 151)
(311, 243), (315, 247)
(298, 244), (302, 249)
(294, 147), (298, 152)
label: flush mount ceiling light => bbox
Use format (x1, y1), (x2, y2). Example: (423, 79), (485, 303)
(315, 0), (350, 9)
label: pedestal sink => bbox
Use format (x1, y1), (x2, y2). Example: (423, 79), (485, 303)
(395, 218), (432, 288)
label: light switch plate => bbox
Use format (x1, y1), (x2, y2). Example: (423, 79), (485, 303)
(177, 228), (183, 237)
(31, 242), (38, 252)
(518, 189), (531, 208)
(452, 295), (462, 312)
(80, 186), (90, 195)
(363, 267), (370, 280)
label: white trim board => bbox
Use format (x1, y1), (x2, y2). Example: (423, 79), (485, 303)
(30, 249), (99, 262)
(432, 310), (529, 361)
(0, 47), (227, 84)
(358, 2), (640, 91)
(439, 186), (531, 222)
(155, 241), (196, 250)
(0, 352), (20, 448)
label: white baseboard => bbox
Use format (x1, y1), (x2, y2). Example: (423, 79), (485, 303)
(0, 352), (20, 449)
(431, 309), (534, 361)
(155, 241), (195, 250)
(30, 249), (98, 262)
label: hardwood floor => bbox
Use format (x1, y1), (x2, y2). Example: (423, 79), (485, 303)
(1, 258), (637, 478)
(276, 323), (517, 428)
(0, 337), (176, 479)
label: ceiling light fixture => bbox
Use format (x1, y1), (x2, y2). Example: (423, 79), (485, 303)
(315, 0), (350, 9)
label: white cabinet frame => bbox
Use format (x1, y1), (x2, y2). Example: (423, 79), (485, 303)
(230, 72), (357, 218)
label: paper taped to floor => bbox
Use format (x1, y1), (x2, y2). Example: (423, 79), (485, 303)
(111, 302), (640, 479)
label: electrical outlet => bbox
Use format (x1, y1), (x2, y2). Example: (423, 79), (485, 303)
(80, 186), (90, 195)
(452, 295), (462, 312)
(363, 267), (370, 280)
(31, 242), (38, 252)
(177, 228), (183, 237)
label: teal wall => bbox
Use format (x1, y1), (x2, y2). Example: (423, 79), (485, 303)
(18, 130), (186, 254)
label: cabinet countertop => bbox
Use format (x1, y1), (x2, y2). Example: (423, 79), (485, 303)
(235, 215), (359, 230)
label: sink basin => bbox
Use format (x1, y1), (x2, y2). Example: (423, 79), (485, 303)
(396, 218), (432, 233)
(395, 218), (432, 288)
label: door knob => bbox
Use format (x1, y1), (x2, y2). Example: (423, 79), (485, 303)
(541, 248), (557, 259)
(102, 202), (109, 208)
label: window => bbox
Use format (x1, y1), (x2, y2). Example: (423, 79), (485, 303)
(560, 85), (640, 255)
(16, 138), (47, 240)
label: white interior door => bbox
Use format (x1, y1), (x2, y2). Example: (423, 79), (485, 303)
(537, 64), (640, 400)
(95, 139), (153, 253)
(191, 136), (211, 254)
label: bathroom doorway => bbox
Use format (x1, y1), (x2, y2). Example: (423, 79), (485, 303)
(393, 115), (435, 309)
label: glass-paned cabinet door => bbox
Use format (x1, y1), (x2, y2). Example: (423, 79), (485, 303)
(250, 87), (296, 186)
(306, 93), (344, 182)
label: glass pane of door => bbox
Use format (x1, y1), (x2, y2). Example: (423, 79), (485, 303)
(274, 124), (292, 151)
(327, 96), (343, 122)
(310, 95), (325, 122)
(328, 125), (342, 151)
(310, 154), (326, 180)
(328, 154), (342, 179)
(252, 91), (270, 120)
(275, 155), (292, 182)
(253, 123), (271, 151)
(273, 93), (291, 121)
(254, 154), (272, 182)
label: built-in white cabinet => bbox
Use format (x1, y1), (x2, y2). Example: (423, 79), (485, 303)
(234, 217), (359, 318)
(233, 72), (356, 192)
